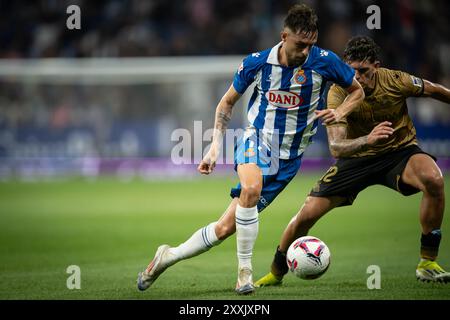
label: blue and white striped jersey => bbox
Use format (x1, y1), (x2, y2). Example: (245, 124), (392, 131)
(233, 42), (355, 160)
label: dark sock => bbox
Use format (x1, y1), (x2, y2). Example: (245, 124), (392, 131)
(421, 229), (441, 260)
(271, 246), (289, 278)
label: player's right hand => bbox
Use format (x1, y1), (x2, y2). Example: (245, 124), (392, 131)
(314, 109), (343, 125)
(367, 121), (394, 145)
(197, 150), (218, 175)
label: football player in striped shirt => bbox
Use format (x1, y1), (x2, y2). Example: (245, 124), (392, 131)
(137, 4), (364, 294)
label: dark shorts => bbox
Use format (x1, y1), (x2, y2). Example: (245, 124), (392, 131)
(309, 145), (436, 207)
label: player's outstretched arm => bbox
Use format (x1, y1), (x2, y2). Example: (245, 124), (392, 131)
(422, 79), (450, 104)
(327, 121), (394, 158)
(197, 85), (241, 175)
(315, 78), (364, 125)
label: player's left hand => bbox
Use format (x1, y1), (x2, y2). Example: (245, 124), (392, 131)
(314, 109), (343, 125)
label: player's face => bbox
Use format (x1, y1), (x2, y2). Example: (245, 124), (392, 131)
(348, 60), (380, 90)
(281, 29), (317, 67)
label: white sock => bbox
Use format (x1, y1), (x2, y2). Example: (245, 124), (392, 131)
(168, 222), (222, 261)
(235, 204), (259, 270)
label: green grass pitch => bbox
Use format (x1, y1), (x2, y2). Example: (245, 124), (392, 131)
(0, 173), (449, 300)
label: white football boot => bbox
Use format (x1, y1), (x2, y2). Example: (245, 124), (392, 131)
(235, 267), (255, 295)
(137, 244), (176, 291)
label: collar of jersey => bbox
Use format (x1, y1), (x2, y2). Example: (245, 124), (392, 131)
(365, 70), (380, 97)
(267, 41), (311, 68)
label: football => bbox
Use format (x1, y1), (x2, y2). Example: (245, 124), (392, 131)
(286, 236), (331, 280)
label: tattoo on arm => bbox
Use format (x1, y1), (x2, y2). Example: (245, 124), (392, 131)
(207, 85), (239, 157)
(211, 104), (233, 150)
(216, 109), (232, 132)
(328, 125), (368, 158)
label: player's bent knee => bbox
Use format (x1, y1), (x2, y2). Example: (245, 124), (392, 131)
(239, 184), (262, 206)
(422, 173), (444, 198)
(297, 197), (326, 225)
(215, 222), (235, 240)
(296, 210), (318, 228)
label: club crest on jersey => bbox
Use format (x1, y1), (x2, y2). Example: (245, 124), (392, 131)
(294, 69), (307, 85)
(244, 147), (255, 157)
(266, 90), (303, 109)
(410, 75), (422, 87)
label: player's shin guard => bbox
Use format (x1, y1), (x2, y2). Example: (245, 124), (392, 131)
(271, 246), (289, 278)
(235, 204), (259, 270)
(168, 222), (222, 261)
(420, 229), (442, 260)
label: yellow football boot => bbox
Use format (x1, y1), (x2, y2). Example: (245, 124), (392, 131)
(416, 259), (450, 283)
(254, 272), (283, 287)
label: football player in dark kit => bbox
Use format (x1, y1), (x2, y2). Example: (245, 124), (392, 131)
(256, 36), (450, 287)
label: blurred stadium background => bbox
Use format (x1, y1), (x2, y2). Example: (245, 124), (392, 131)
(0, 0), (449, 180)
(0, 0), (450, 301)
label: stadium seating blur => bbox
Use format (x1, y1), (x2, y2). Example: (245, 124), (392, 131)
(0, 0), (449, 180)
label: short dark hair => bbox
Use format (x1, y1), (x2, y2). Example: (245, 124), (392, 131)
(343, 36), (381, 63)
(284, 4), (318, 34)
